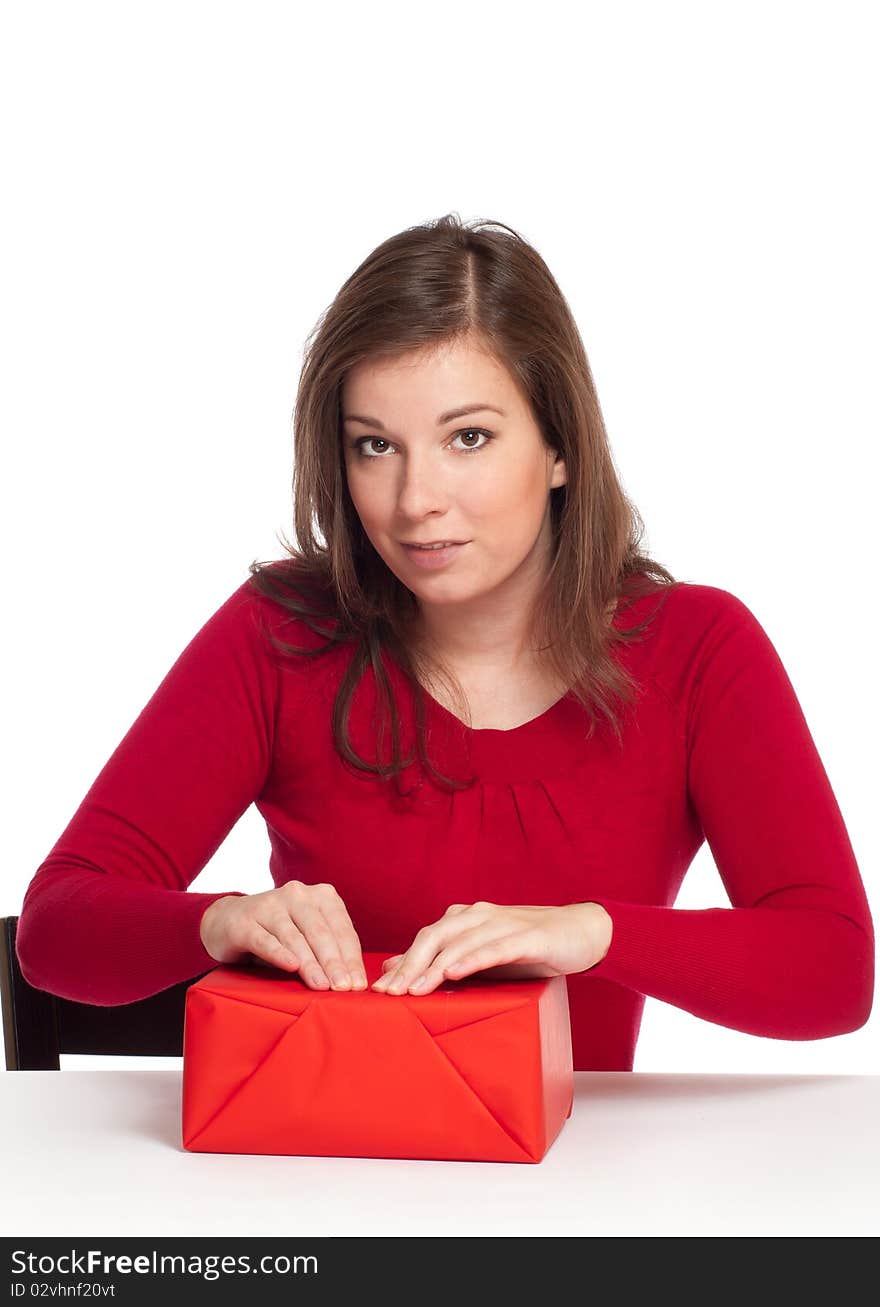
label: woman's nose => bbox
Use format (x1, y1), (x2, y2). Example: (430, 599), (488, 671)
(395, 458), (449, 512)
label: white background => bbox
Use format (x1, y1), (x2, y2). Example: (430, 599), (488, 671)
(2, 0), (877, 1075)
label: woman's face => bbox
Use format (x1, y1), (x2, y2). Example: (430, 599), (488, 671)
(341, 337), (567, 618)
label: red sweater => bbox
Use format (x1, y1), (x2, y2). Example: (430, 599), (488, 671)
(16, 574), (874, 1070)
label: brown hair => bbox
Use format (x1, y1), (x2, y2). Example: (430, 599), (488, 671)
(247, 213), (678, 794)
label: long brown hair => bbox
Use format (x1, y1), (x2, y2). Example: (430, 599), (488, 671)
(247, 213), (678, 793)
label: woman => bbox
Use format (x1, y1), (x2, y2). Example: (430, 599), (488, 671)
(15, 214), (874, 1071)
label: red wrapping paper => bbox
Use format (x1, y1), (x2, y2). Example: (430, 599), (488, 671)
(182, 951), (574, 1163)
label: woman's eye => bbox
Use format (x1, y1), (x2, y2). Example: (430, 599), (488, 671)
(355, 437), (392, 457)
(353, 429), (493, 458)
(453, 428), (493, 453)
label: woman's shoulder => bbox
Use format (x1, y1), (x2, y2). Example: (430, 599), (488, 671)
(625, 573), (783, 718)
(653, 575), (767, 637)
(616, 571), (760, 632)
(231, 559), (346, 656)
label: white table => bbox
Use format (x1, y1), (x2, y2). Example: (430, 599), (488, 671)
(2, 1070), (877, 1236)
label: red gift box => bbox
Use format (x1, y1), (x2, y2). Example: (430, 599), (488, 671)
(182, 951), (574, 1163)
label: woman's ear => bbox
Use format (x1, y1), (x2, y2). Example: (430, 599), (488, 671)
(550, 452), (567, 490)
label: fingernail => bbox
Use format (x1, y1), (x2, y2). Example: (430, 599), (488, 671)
(410, 975), (427, 991)
(331, 971), (351, 989)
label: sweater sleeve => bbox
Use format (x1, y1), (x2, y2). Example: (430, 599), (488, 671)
(15, 580), (276, 1005)
(585, 588), (875, 1040)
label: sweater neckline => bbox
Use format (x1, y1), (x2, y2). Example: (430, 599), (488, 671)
(381, 641), (579, 743)
(384, 594), (628, 739)
(418, 681), (573, 737)
(379, 640), (583, 747)
(379, 638), (620, 784)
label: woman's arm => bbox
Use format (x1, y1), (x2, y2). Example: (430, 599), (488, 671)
(15, 580), (275, 1005)
(586, 587), (874, 1040)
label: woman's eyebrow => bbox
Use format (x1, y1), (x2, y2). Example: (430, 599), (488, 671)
(342, 403), (506, 431)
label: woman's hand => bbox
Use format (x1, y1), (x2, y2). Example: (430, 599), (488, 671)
(199, 881), (368, 991)
(372, 901), (613, 996)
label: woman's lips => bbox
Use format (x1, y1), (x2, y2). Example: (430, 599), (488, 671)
(401, 542), (469, 570)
